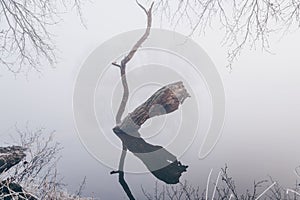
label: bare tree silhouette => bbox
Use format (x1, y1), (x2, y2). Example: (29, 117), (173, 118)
(151, 0), (300, 68)
(110, 1), (189, 199)
(0, 0), (85, 74)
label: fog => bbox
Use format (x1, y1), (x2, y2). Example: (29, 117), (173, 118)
(0, 0), (300, 199)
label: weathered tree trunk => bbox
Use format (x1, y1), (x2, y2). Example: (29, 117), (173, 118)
(111, 2), (189, 198)
(0, 146), (37, 200)
(0, 146), (26, 174)
(118, 81), (190, 134)
(113, 81), (190, 184)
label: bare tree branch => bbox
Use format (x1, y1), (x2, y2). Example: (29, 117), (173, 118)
(110, 2), (154, 200)
(0, 126), (93, 199)
(0, 0), (85, 74)
(114, 0), (154, 125)
(151, 0), (300, 68)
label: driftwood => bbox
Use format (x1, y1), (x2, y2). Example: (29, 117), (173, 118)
(113, 128), (188, 184)
(113, 81), (190, 184)
(110, 1), (189, 199)
(118, 81), (190, 133)
(0, 146), (26, 174)
(110, 2), (155, 200)
(0, 146), (37, 200)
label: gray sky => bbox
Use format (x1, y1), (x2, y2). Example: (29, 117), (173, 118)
(0, 0), (300, 199)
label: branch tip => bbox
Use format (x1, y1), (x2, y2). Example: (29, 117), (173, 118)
(112, 62), (121, 68)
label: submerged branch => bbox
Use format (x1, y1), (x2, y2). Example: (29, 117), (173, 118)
(113, 81), (190, 184)
(111, 2), (154, 200)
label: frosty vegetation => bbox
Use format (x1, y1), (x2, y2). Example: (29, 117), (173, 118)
(142, 166), (300, 200)
(0, 127), (93, 200)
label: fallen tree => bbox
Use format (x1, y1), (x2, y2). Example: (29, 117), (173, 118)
(110, 1), (189, 199)
(0, 146), (26, 174)
(113, 81), (189, 184)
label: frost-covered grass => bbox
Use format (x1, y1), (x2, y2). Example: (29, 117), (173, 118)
(0, 127), (93, 200)
(142, 166), (300, 200)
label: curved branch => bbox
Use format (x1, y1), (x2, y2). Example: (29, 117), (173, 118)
(110, 144), (135, 200)
(111, 2), (154, 200)
(114, 1), (154, 124)
(0, 0), (85, 74)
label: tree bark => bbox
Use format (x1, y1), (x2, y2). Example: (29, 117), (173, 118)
(117, 81), (190, 134)
(0, 146), (26, 174)
(113, 81), (190, 184)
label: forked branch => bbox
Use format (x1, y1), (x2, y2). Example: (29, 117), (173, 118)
(111, 2), (190, 199)
(111, 2), (154, 200)
(114, 1), (154, 125)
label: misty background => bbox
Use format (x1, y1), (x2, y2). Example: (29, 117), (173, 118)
(0, 0), (300, 199)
